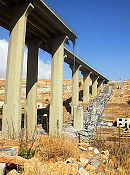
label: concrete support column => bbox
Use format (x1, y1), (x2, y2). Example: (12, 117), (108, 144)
(91, 75), (98, 97)
(70, 64), (80, 115)
(25, 38), (41, 134)
(81, 71), (91, 103)
(49, 35), (67, 135)
(2, 3), (34, 138)
(73, 105), (83, 130)
(98, 79), (104, 91)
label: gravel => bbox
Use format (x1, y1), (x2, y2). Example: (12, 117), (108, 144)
(63, 86), (113, 139)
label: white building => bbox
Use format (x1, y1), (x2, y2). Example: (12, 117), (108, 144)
(37, 102), (43, 109)
(117, 118), (130, 129)
(0, 101), (4, 108)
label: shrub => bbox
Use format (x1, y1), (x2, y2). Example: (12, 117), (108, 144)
(33, 134), (81, 162)
(19, 144), (35, 159)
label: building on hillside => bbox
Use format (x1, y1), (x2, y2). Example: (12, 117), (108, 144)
(37, 102), (43, 109)
(117, 118), (130, 130)
(0, 101), (4, 108)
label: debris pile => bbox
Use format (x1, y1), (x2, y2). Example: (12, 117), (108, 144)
(0, 140), (116, 175)
(63, 86), (113, 139)
(83, 86), (113, 136)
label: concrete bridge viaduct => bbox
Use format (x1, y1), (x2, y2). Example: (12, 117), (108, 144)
(0, 0), (108, 138)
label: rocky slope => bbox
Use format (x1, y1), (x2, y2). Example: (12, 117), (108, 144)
(98, 79), (130, 141)
(0, 135), (127, 175)
(62, 85), (113, 139)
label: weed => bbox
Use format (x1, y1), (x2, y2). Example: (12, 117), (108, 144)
(91, 138), (130, 174)
(19, 143), (35, 159)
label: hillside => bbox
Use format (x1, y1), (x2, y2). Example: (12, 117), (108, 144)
(98, 79), (130, 142)
(0, 78), (93, 123)
(104, 80), (130, 121)
(1, 78), (130, 124)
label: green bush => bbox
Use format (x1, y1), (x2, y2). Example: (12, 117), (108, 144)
(19, 144), (35, 159)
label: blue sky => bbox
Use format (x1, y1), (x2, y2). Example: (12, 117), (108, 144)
(0, 0), (130, 80)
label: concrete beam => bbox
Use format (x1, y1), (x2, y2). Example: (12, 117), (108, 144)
(0, 0), (77, 48)
(25, 37), (41, 135)
(49, 35), (67, 135)
(64, 48), (109, 83)
(2, 3), (34, 139)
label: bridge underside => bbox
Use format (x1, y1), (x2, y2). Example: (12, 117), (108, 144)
(0, 0), (108, 138)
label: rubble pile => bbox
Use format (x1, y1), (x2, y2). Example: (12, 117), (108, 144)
(83, 86), (113, 136)
(0, 141), (122, 175)
(63, 86), (113, 138)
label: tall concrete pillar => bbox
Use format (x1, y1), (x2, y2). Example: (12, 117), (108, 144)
(25, 38), (41, 134)
(81, 71), (91, 103)
(70, 64), (80, 115)
(49, 35), (67, 135)
(73, 105), (83, 130)
(91, 75), (98, 97)
(98, 79), (104, 91)
(2, 4), (34, 138)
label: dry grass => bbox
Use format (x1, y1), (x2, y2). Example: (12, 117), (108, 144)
(104, 103), (130, 120)
(91, 138), (130, 174)
(4, 133), (130, 174)
(32, 134), (81, 163)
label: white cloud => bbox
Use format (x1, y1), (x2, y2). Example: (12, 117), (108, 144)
(0, 39), (51, 79)
(0, 39), (8, 78)
(38, 58), (51, 79)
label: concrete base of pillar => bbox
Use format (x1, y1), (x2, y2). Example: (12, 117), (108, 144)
(49, 105), (63, 135)
(73, 105), (83, 130)
(2, 104), (21, 138)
